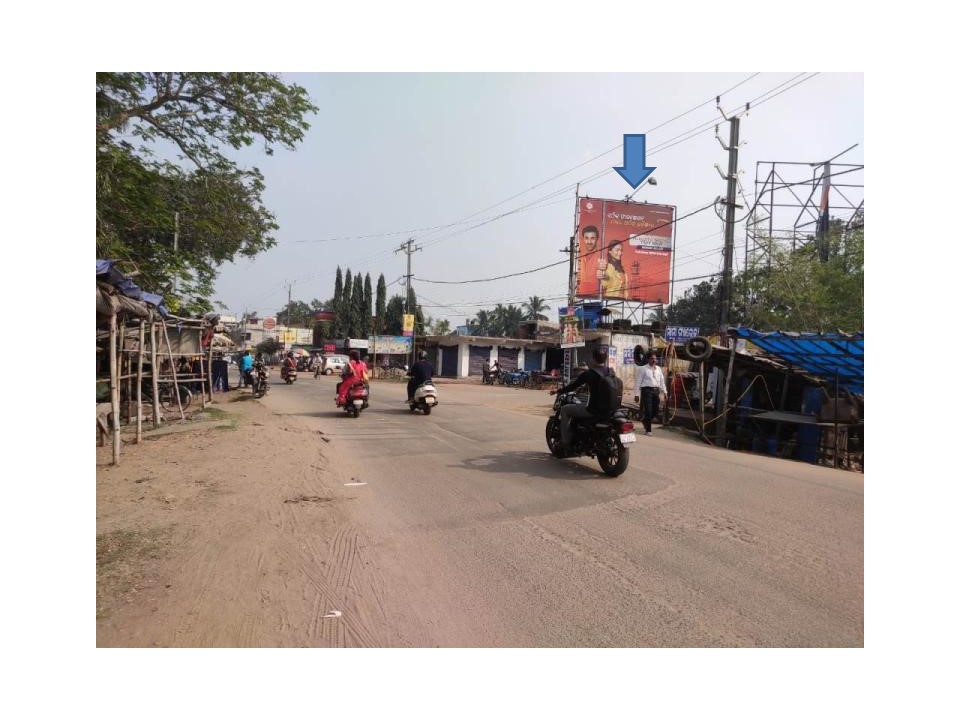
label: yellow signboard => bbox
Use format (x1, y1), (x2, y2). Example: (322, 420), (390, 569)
(402, 314), (415, 336)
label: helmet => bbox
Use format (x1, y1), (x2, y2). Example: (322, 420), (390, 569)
(419, 351), (428, 360)
(287, 351), (294, 357)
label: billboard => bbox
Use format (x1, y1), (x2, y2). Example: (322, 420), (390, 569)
(368, 336), (412, 355)
(665, 326), (700, 343)
(575, 198), (674, 303)
(402, 314), (415, 337)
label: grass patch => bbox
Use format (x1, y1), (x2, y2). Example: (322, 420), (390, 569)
(96, 526), (172, 619)
(197, 407), (231, 421)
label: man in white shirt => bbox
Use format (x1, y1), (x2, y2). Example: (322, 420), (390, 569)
(634, 352), (667, 435)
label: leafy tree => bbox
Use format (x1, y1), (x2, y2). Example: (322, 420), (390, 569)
(352, 274), (365, 338)
(375, 274), (387, 331)
(331, 267), (344, 338)
(362, 273), (373, 337)
(255, 337), (283, 356)
(433, 319), (451, 335)
(468, 310), (492, 336)
(342, 269), (354, 337)
(277, 300), (313, 327)
(96, 73), (317, 312)
(522, 295), (551, 321)
(384, 295), (406, 335)
(739, 226), (863, 332)
(666, 280), (724, 331)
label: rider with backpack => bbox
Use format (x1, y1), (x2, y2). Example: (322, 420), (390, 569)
(549, 347), (622, 451)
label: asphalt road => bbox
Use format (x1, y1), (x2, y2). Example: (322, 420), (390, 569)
(258, 371), (863, 647)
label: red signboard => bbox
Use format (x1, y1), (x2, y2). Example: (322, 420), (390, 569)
(574, 198), (674, 303)
(263, 317), (277, 330)
(314, 309), (335, 322)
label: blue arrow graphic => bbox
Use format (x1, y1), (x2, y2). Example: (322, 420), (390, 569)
(613, 134), (656, 189)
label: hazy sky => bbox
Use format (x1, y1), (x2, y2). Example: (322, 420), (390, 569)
(211, 72), (862, 327)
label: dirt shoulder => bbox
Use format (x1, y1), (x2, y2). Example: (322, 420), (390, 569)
(96, 392), (352, 647)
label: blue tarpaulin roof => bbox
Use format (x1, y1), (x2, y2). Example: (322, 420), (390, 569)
(729, 328), (863, 395)
(97, 259), (170, 318)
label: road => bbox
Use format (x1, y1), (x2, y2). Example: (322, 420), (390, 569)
(257, 372), (863, 647)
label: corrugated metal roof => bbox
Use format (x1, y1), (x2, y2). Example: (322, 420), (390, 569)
(729, 328), (863, 395)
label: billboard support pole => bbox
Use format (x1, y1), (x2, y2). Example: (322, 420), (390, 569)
(564, 185), (580, 382)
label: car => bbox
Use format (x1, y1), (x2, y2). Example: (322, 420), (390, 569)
(323, 354), (349, 375)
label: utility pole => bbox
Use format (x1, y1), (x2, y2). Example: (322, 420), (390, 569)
(716, 99), (748, 335)
(396, 238), (421, 367)
(714, 99), (748, 445)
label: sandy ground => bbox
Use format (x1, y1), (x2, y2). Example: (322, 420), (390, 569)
(96, 391), (381, 647)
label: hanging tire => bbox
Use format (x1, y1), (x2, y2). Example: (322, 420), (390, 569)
(633, 345), (645, 365)
(684, 336), (713, 361)
(545, 417), (564, 457)
(597, 437), (630, 477)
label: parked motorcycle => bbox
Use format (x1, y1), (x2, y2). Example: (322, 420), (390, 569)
(545, 391), (635, 476)
(338, 382), (369, 418)
(409, 381), (439, 415)
(281, 365), (297, 384)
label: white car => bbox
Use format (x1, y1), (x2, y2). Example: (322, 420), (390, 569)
(323, 355), (349, 375)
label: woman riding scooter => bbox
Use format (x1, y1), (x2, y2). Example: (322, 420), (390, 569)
(335, 350), (369, 407)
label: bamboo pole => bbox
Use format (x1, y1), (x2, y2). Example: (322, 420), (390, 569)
(118, 319), (127, 423)
(150, 319), (161, 429)
(109, 312), (121, 465)
(207, 331), (214, 402)
(136, 319), (144, 442)
(161, 322), (186, 421)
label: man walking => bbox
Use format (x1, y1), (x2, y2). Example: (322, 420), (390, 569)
(634, 352), (667, 435)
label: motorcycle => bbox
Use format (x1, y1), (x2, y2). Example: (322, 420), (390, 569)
(409, 381), (438, 415)
(281, 364), (297, 384)
(545, 391), (635, 477)
(338, 382), (369, 418)
(251, 363), (269, 398)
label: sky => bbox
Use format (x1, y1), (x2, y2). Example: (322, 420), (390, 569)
(213, 72), (864, 328)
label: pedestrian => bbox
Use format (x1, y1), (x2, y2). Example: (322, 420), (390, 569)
(634, 352), (667, 435)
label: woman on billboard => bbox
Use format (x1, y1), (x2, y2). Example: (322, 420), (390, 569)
(601, 239), (628, 299)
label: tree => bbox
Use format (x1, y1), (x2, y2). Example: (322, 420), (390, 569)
(96, 73), (317, 312)
(255, 337), (283, 357)
(384, 295), (406, 335)
(522, 295), (551, 321)
(362, 273), (373, 337)
(331, 267), (344, 338)
(738, 226), (863, 332)
(666, 279), (726, 331)
(342, 269), (354, 338)
(433, 319), (451, 335)
(375, 274), (387, 332)
(277, 300), (314, 327)
(352, 274), (365, 339)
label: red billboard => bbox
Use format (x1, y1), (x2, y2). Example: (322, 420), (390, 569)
(575, 198), (674, 303)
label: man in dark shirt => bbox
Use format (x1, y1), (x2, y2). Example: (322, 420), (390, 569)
(407, 351), (434, 402)
(550, 348), (615, 450)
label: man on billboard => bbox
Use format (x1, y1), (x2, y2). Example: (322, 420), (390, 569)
(577, 225), (602, 296)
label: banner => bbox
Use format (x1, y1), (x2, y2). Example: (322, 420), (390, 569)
(368, 336), (412, 354)
(402, 314), (415, 337)
(560, 310), (584, 349)
(575, 198), (675, 303)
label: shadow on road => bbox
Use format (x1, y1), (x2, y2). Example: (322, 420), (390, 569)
(452, 450), (606, 480)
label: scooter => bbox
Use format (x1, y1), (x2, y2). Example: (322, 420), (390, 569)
(409, 381), (439, 415)
(281, 365), (297, 384)
(336, 381), (369, 418)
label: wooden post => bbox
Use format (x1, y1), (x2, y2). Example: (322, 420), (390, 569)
(109, 312), (121, 465)
(150, 319), (161, 429)
(161, 322), (186, 420)
(719, 336), (737, 447)
(698, 359), (706, 438)
(207, 329), (214, 402)
(136, 319), (144, 443)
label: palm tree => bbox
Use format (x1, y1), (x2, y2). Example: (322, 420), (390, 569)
(522, 295), (551, 321)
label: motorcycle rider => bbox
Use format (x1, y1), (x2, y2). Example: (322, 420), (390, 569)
(282, 351), (297, 379)
(252, 353), (268, 393)
(336, 350), (369, 407)
(549, 347), (616, 452)
(407, 350), (434, 403)
(239, 350), (254, 389)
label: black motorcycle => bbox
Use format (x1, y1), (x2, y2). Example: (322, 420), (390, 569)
(250, 362), (269, 398)
(545, 391), (635, 477)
